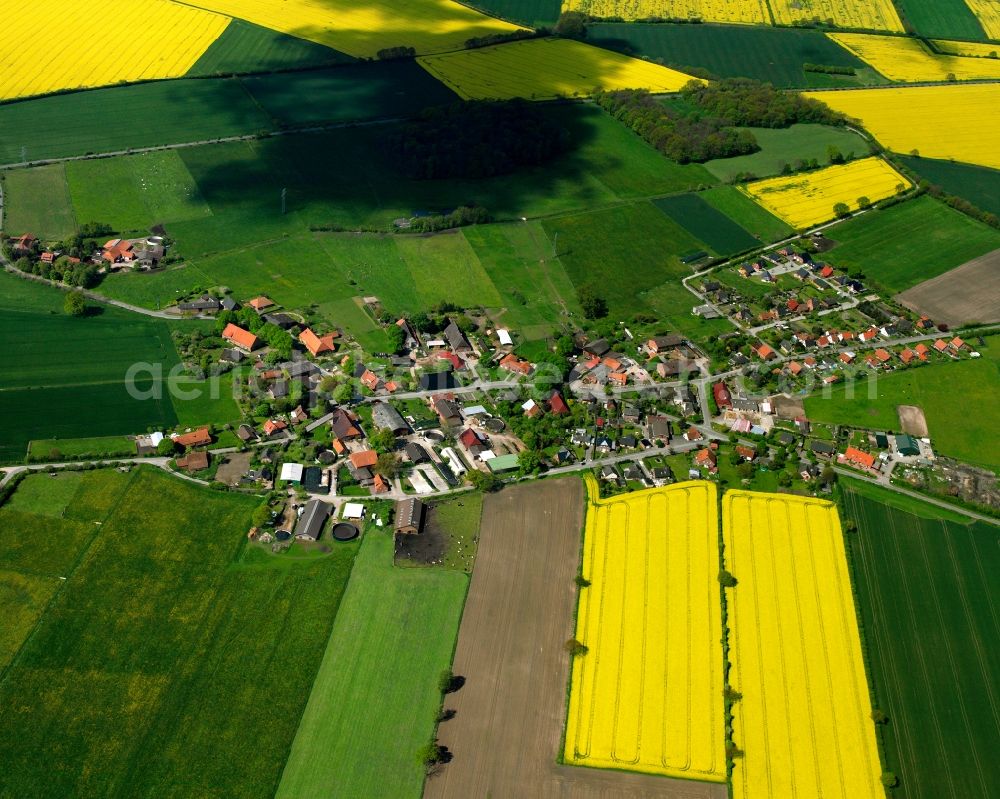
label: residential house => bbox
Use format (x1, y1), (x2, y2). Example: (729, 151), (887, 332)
(361, 369), (380, 391)
(684, 427), (703, 442)
(753, 343), (777, 361)
(693, 448), (717, 473)
(263, 419), (287, 437)
(712, 382), (732, 409)
(840, 446), (878, 471)
(236, 424), (258, 442)
(175, 427), (211, 448)
(176, 450), (210, 473)
(874, 348), (892, 365)
(735, 444), (757, 461)
(608, 371), (628, 387)
(222, 323), (259, 352)
(433, 397), (462, 426)
(548, 392), (570, 415)
(331, 409), (362, 440)
(933, 338), (949, 353)
(914, 343), (929, 361)
(299, 328), (338, 357)
(647, 334), (683, 355)
(101, 239), (136, 264)
(11, 233), (37, 256)
(178, 295), (220, 312)
(647, 415), (671, 441)
(950, 337), (966, 351)
(349, 450), (378, 471)
(220, 297), (238, 312)
(658, 359), (696, 379)
(899, 348), (915, 365)
(290, 405), (308, 424)
(499, 353), (532, 376)
(787, 361), (803, 376)
(420, 372), (457, 392)
(248, 296), (275, 313)
(522, 398), (542, 418)
(810, 440), (836, 458)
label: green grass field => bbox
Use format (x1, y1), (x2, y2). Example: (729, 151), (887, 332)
(898, 156), (1000, 217)
(276, 530), (467, 799)
(703, 125), (871, 182)
(66, 150), (211, 233)
(895, 0), (988, 40)
(843, 490), (1000, 799)
(653, 193), (759, 255)
(0, 166), (76, 240)
(0, 273), (234, 462)
(586, 23), (871, 88)
(27, 436), (136, 461)
(397, 231), (502, 309)
(0, 467), (360, 798)
(824, 195), (1000, 293)
(701, 185), (793, 242)
(463, 0), (562, 25)
(839, 477), (972, 523)
(803, 336), (1000, 470)
(187, 19), (354, 76)
(0, 62), (457, 165)
(542, 201), (732, 343)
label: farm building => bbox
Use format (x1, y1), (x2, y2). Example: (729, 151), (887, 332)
(299, 328), (338, 357)
(295, 499), (331, 541)
(444, 320), (471, 352)
(395, 498), (425, 535)
(222, 323), (259, 352)
(280, 463), (304, 483)
(895, 433), (920, 456)
(372, 402), (409, 436)
(175, 450), (209, 473)
(488, 453), (520, 473)
(174, 427), (211, 448)
(248, 296), (275, 312)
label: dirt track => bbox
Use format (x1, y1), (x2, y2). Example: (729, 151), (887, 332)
(425, 478), (727, 799)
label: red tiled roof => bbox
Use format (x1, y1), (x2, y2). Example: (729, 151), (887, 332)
(499, 353), (532, 375)
(248, 296), (274, 311)
(372, 474), (390, 493)
(788, 361), (803, 375)
(438, 351), (465, 370)
(299, 327), (337, 357)
(842, 447), (875, 469)
(222, 323), (258, 351)
(350, 449), (378, 469)
(874, 348), (891, 362)
(933, 339), (949, 352)
(175, 427), (211, 447)
(361, 370), (379, 390)
(755, 343), (776, 359)
(548, 392), (570, 415)
(263, 419), (287, 436)
(459, 428), (481, 448)
(608, 371), (627, 385)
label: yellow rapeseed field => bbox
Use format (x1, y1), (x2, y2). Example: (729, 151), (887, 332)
(770, 0), (903, 31)
(806, 84), (1000, 171)
(741, 157), (910, 229)
(564, 478), (726, 783)
(829, 32), (1000, 81)
(964, 0), (1000, 39)
(561, 0), (770, 25)
(0, 0), (229, 101)
(931, 38), (1000, 57)
(183, 0), (524, 57)
(417, 38), (698, 100)
(722, 492), (883, 799)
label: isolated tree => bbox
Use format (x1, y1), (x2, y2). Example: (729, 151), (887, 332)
(333, 382), (353, 404)
(565, 638), (589, 656)
(718, 570), (738, 588)
(857, 195), (872, 209)
(385, 323), (406, 354)
(156, 438), (179, 457)
(369, 427), (396, 454)
(833, 202), (851, 218)
(578, 285), (608, 319)
(375, 452), (401, 479)
(467, 469), (501, 492)
(64, 290), (86, 316)
(881, 772), (899, 788)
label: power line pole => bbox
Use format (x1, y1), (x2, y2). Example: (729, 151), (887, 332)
(281, 188), (287, 215)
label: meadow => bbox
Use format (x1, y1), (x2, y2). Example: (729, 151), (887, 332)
(0, 165), (76, 241)
(276, 531), (467, 799)
(653, 193), (759, 255)
(722, 491), (883, 799)
(803, 336), (1000, 471)
(27, 436), (137, 461)
(0, 0), (228, 101)
(897, 156), (1000, 217)
(418, 37), (699, 100)
(184, 0), (524, 57)
(700, 185), (793, 241)
(829, 32), (1000, 82)
(741, 156), (910, 229)
(564, 0), (769, 24)
(843, 491), (1000, 799)
(705, 124), (869, 183)
(186, 19), (354, 76)
(565, 478), (725, 782)
(0, 467), (361, 797)
(586, 23), (872, 88)
(806, 84), (1000, 172)
(896, 0), (988, 40)
(823, 195), (1000, 292)
(0, 61), (456, 165)
(541, 201), (733, 341)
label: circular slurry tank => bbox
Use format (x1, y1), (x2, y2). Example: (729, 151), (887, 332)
(425, 430), (445, 442)
(332, 522), (360, 542)
(484, 417), (506, 433)
(275, 530), (292, 542)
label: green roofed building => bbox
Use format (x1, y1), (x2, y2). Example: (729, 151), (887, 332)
(895, 433), (920, 457)
(487, 454), (520, 473)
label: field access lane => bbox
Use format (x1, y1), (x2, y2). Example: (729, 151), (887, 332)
(425, 478), (726, 799)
